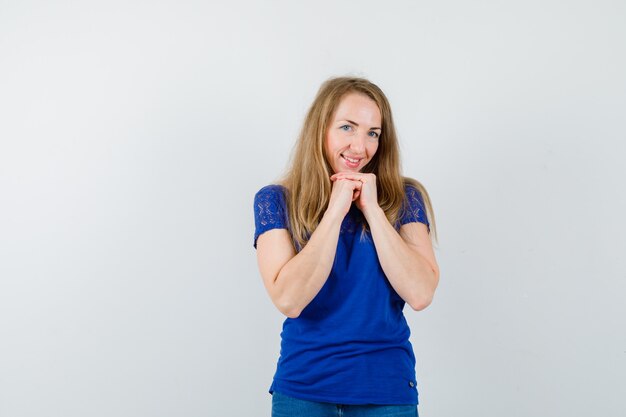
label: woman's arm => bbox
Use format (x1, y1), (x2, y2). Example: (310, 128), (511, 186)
(329, 172), (440, 311)
(256, 179), (359, 318)
(365, 208), (440, 311)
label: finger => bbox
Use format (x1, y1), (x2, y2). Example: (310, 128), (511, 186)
(334, 177), (360, 185)
(338, 177), (367, 187)
(334, 173), (366, 182)
(331, 173), (355, 179)
(333, 177), (356, 184)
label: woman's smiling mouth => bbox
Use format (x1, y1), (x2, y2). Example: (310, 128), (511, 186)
(341, 154), (362, 168)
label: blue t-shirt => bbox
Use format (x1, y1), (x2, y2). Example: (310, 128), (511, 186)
(253, 184), (430, 405)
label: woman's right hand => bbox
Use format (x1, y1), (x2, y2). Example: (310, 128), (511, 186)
(326, 177), (362, 218)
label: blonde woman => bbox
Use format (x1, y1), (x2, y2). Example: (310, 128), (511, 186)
(253, 77), (440, 417)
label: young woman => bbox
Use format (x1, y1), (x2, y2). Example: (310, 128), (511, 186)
(253, 76), (439, 417)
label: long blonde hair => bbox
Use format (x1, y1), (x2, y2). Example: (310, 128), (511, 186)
(278, 76), (437, 250)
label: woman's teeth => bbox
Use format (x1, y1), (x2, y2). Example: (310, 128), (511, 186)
(341, 155), (361, 168)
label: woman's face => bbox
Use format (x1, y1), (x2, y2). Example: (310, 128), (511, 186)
(324, 92), (381, 174)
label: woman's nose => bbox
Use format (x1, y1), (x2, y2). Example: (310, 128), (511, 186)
(350, 132), (366, 153)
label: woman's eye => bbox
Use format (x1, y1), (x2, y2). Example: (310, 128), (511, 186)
(368, 131), (379, 138)
(340, 125), (352, 132)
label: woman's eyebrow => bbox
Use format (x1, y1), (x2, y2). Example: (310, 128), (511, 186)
(340, 119), (382, 130)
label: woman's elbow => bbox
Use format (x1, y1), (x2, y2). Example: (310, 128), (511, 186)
(408, 273), (439, 311)
(408, 294), (434, 311)
(275, 297), (302, 318)
(409, 298), (433, 311)
(280, 306), (302, 319)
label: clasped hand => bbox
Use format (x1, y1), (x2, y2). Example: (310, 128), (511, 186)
(329, 172), (379, 217)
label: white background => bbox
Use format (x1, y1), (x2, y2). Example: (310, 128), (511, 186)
(1, 1), (625, 416)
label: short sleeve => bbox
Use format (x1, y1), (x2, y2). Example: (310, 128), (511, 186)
(253, 185), (289, 249)
(399, 185), (430, 232)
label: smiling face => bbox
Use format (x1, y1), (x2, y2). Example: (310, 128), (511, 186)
(324, 92), (382, 174)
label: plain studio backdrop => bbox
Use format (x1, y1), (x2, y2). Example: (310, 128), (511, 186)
(1, 1), (624, 416)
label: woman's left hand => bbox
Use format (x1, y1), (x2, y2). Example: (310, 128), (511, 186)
(330, 172), (379, 216)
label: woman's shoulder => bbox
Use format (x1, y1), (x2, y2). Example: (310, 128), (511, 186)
(253, 184), (290, 248)
(403, 184), (424, 202)
(402, 177), (425, 200)
(256, 183), (287, 194)
(254, 184), (289, 216)
(254, 184), (288, 202)
(399, 177), (429, 228)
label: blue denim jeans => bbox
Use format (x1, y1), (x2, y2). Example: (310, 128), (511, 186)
(271, 391), (419, 417)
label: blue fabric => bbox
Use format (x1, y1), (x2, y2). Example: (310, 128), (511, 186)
(253, 184), (430, 405)
(271, 391), (419, 416)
